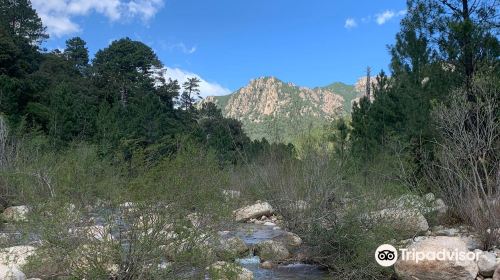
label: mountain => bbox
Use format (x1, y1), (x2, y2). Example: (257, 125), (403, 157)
(318, 82), (359, 114)
(202, 76), (361, 143)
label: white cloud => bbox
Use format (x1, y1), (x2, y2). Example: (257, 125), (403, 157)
(127, 0), (164, 21)
(375, 10), (395, 25)
(32, 0), (164, 37)
(347, 9), (406, 29)
(344, 18), (357, 29)
(397, 9), (407, 16)
(39, 14), (81, 36)
(162, 68), (231, 97)
(375, 9), (406, 25)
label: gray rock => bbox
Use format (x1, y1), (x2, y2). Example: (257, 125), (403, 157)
(207, 261), (253, 280)
(434, 227), (460, 237)
(464, 236), (484, 251)
(395, 236), (479, 280)
(432, 198), (448, 215)
(393, 194), (425, 209)
(478, 251), (498, 277)
(391, 193), (448, 219)
(0, 265), (26, 280)
(273, 232), (302, 250)
(424, 193), (435, 202)
(217, 237), (249, 257)
(366, 208), (429, 234)
(494, 265), (500, 280)
(255, 240), (290, 262)
(233, 201), (274, 222)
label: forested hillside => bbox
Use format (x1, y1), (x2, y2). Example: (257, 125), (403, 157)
(0, 2), (296, 166)
(202, 77), (351, 143)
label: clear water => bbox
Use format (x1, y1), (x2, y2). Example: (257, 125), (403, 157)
(226, 223), (331, 280)
(236, 254), (330, 280)
(222, 223), (287, 245)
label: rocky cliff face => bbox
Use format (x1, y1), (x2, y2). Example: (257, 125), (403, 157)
(223, 77), (343, 123)
(202, 77), (358, 142)
(350, 76), (379, 107)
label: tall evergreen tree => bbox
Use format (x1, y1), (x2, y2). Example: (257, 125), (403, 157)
(180, 77), (201, 110)
(0, 0), (47, 44)
(156, 78), (180, 110)
(403, 0), (499, 84)
(64, 37), (89, 71)
(92, 38), (162, 107)
(0, 0), (45, 123)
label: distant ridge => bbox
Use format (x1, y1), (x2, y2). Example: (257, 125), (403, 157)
(201, 77), (362, 143)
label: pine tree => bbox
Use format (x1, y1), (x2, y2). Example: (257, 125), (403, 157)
(64, 37), (89, 71)
(0, 0), (48, 44)
(180, 77), (201, 110)
(93, 38), (162, 107)
(156, 78), (180, 110)
(402, 0), (499, 84)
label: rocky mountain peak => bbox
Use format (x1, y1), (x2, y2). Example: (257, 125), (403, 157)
(200, 77), (355, 142)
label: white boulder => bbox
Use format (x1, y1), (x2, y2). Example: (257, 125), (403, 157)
(395, 236), (479, 280)
(477, 251), (498, 277)
(0, 264), (26, 280)
(233, 201), (274, 222)
(367, 208), (429, 234)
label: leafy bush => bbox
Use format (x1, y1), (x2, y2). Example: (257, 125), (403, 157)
(0, 138), (233, 279)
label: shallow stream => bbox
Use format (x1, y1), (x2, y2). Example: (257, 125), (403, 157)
(227, 223), (330, 280)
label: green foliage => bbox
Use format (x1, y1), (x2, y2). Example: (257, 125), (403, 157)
(129, 142), (226, 202)
(0, 139), (124, 205)
(157, 78), (180, 109)
(2, 138), (230, 279)
(180, 77), (201, 110)
(229, 141), (410, 279)
(350, 0), (498, 183)
(92, 37), (161, 106)
(0, 0), (48, 44)
(198, 102), (251, 164)
(64, 37), (89, 71)
(0, 11), (255, 164)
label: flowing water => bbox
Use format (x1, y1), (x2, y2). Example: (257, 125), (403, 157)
(0, 210), (331, 279)
(225, 223), (331, 280)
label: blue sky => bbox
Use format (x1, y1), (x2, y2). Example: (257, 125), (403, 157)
(34, 0), (407, 96)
